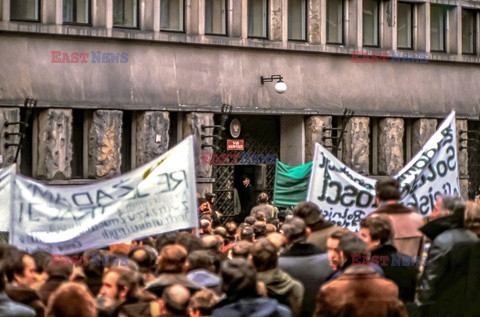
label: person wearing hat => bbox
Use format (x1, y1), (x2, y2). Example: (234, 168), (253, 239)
(279, 217), (332, 317)
(293, 202), (339, 252)
(251, 192), (279, 222)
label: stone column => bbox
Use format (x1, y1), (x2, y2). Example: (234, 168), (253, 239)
(305, 116), (332, 162)
(36, 109), (73, 180)
(411, 119), (437, 156)
(270, 0), (284, 41)
(308, 0), (323, 44)
(0, 108), (20, 168)
(88, 110), (122, 179)
(457, 119), (468, 199)
(342, 117), (369, 175)
(183, 112), (214, 196)
(135, 111), (170, 166)
(378, 118), (404, 176)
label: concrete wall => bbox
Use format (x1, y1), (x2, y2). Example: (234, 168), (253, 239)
(0, 36), (479, 117)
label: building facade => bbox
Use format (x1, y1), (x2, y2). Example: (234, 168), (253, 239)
(0, 0), (479, 215)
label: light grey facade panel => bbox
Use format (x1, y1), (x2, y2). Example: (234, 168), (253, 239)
(1, 35), (479, 117)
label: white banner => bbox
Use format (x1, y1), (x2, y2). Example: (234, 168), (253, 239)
(9, 135), (198, 254)
(0, 165), (15, 232)
(307, 111), (459, 231)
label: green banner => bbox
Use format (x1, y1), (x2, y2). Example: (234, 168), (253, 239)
(273, 161), (312, 207)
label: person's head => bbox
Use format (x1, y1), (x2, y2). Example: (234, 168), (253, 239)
(128, 246), (156, 275)
(465, 201), (480, 237)
(198, 198), (211, 213)
(240, 226), (254, 242)
(213, 227), (228, 241)
(201, 235), (224, 252)
(46, 282), (96, 317)
(257, 192), (269, 204)
(266, 223), (277, 235)
(266, 232), (285, 251)
(244, 216), (256, 226)
(205, 192), (216, 205)
(430, 195), (465, 220)
(225, 222), (238, 238)
(158, 244), (188, 273)
(188, 289), (219, 317)
(281, 216), (308, 246)
(32, 250), (51, 276)
(293, 202), (325, 227)
(175, 231), (205, 254)
(220, 258), (258, 301)
(250, 238), (278, 272)
(327, 229), (353, 270)
(98, 266), (138, 304)
(242, 176), (251, 186)
(254, 211), (267, 222)
(337, 234), (369, 269)
(160, 284), (190, 316)
(6, 250), (36, 287)
(375, 177), (401, 204)
(231, 241), (252, 259)
(252, 222), (267, 239)
(45, 260), (73, 281)
(359, 215), (394, 251)
(187, 250), (215, 273)
(200, 218), (213, 235)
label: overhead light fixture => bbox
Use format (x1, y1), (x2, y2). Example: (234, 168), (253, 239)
(260, 75), (287, 94)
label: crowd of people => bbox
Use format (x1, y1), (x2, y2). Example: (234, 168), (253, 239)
(1, 177), (480, 316)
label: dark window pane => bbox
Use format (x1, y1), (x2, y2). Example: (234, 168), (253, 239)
(462, 10), (476, 54)
(363, 0), (379, 46)
(113, 0), (138, 28)
(327, 0), (343, 44)
(11, 0), (40, 21)
(397, 2), (412, 48)
(161, 0), (185, 31)
(248, 0), (268, 37)
(288, 0), (307, 41)
(430, 5), (445, 51)
(205, 0), (227, 34)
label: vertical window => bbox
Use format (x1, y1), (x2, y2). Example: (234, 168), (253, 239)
(161, 0), (185, 31)
(327, 0), (343, 44)
(113, 0), (138, 28)
(430, 5), (446, 52)
(10, 0), (40, 21)
(288, 0), (307, 41)
(205, 0), (227, 35)
(63, 0), (90, 24)
(363, 0), (379, 46)
(248, 0), (268, 38)
(462, 10), (476, 54)
(397, 2), (412, 49)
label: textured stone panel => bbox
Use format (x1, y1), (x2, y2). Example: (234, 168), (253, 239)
(305, 116), (332, 162)
(0, 108), (20, 168)
(308, 0), (321, 44)
(378, 118), (404, 176)
(456, 119), (468, 177)
(412, 119), (437, 156)
(135, 111), (169, 166)
(343, 117), (370, 175)
(88, 110), (122, 178)
(183, 112), (214, 196)
(37, 109), (73, 180)
(270, 0), (283, 41)
(460, 178), (469, 200)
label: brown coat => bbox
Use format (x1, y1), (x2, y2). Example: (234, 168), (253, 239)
(6, 284), (45, 317)
(307, 223), (340, 253)
(372, 203), (425, 257)
(314, 266), (408, 317)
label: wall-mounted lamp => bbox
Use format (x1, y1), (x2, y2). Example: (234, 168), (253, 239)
(260, 75), (287, 94)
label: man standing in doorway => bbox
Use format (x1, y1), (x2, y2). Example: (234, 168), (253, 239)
(237, 175), (256, 223)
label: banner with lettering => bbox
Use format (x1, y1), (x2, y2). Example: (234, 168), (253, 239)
(9, 135), (198, 254)
(307, 111), (459, 231)
(0, 165), (15, 232)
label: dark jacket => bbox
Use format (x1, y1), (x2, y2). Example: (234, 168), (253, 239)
(6, 284), (44, 317)
(0, 292), (35, 317)
(257, 268), (304, 317)
(213, 297), (292, 317)
(279, 242), (332, 317)
(370, 244), (417, 302)
(314, 265), (408, 317)
(372, 203), (424, 257)
(306, 221), (339, 253)
(416, 214), (478, 317)
(37, 277), (67, 305)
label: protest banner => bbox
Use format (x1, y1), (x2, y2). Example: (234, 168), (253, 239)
(307, 111), (459, 231)
(9, 135), (198, 254)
